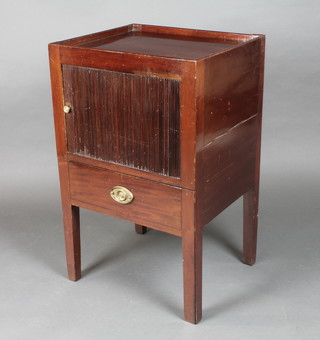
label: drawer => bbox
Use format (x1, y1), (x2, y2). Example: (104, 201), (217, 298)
(68, 162), (182, 235)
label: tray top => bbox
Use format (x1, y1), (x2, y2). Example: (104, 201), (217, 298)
(53, 24), (261, 61)
(76, 31), (243, 60)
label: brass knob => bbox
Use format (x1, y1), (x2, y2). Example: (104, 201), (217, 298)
(110, 186), (134, 204)
(63, 105), (71, 113)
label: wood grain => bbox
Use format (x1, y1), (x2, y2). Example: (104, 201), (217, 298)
(203, 39), (260, 147)
(68, 162), (182, 233)
(182, 190), (202, 324)
(77, 31), (240, 60)
(243, 36), (266, 265)
(63, 65), (180, 178)
(54, 23), (258, 49)
(67, 153), (181, 187)
(138, 24), (259, 42)
(200, 38), (262, 224)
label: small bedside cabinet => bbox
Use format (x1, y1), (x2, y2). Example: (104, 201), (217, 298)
(49, 24), (265, 324)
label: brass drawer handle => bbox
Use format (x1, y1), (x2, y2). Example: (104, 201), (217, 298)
(110, 186), (134, 204)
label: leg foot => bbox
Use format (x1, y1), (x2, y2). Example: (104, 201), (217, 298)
(182, 229), (203, 323)
(243, 189), (259, 266)
(135, 224), (148, 234)
(63, 205), (81, 280)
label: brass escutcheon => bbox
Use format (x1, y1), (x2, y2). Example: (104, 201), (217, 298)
(110, 186), (134, 204)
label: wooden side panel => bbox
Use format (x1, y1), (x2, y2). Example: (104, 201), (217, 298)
(202, 117), (258, 224)
(203, 39), (260, 146)
(201, 39), (262, 224)
(203, 115), (258, 180)
(63, 65), (180, 178)
(68, 162), (182, 234)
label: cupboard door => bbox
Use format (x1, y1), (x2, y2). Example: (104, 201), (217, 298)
(62, 65), (181, 178)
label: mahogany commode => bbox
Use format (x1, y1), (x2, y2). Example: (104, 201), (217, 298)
(49, 24), (265, 324)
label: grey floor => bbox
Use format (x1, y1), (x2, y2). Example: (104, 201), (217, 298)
(1, 166), (319, 340)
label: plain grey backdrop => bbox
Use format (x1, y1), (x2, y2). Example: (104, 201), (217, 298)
(1, 1), (319, 339)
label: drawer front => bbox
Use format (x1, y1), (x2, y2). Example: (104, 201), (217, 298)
(63, 65), (181, 178)
(69, 162), (182, 234)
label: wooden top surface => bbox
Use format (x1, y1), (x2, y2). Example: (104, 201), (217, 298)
(52, 24), (261, 61)
(76, 31), (242, 60)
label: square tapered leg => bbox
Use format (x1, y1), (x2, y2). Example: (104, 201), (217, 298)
(182, 190), (202, 324)
(135, 224), (148, 234)
(243, 188), (259, 266)
(62, 204), (81, 280)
